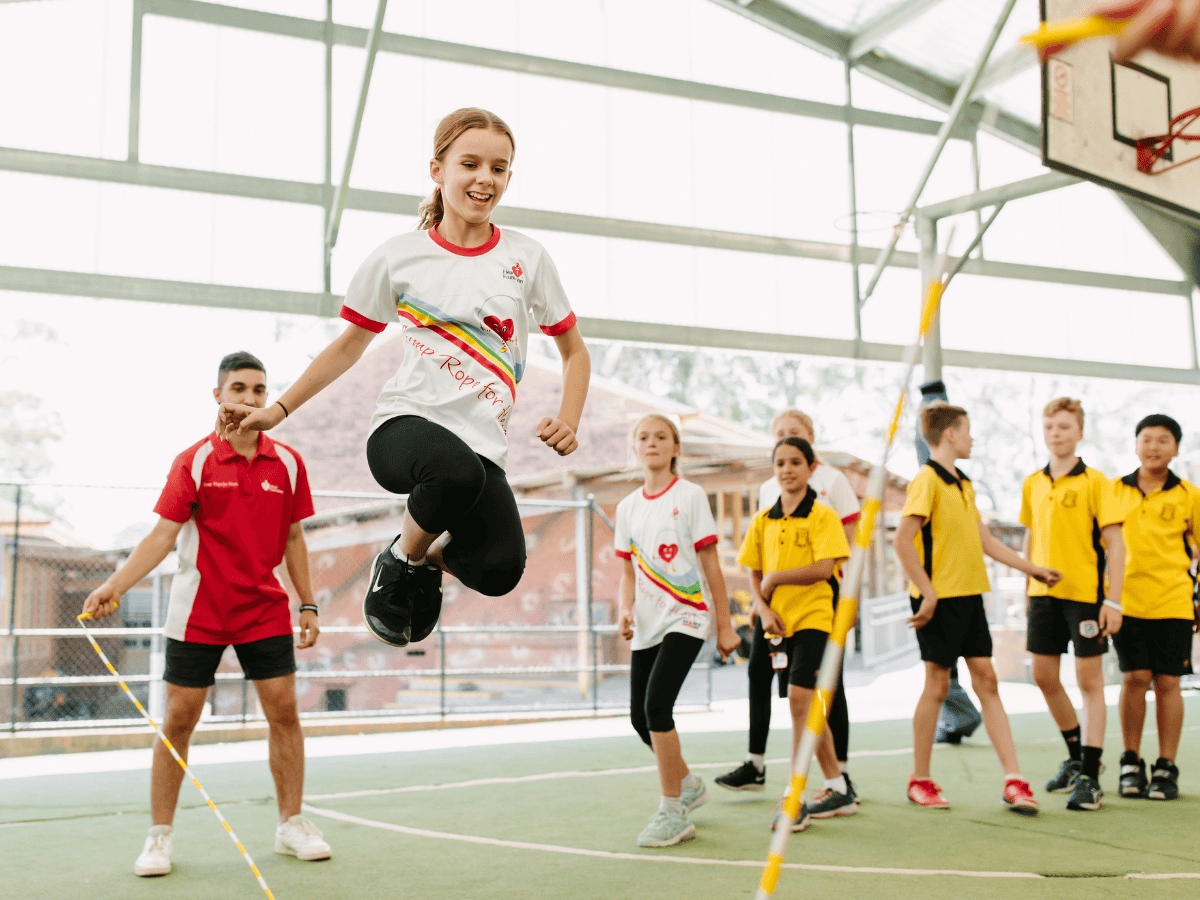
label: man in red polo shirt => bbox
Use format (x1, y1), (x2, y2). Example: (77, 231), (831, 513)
(82, 351), (332, 877)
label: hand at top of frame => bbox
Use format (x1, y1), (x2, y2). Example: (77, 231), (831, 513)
(1092, 0), (1200, 62)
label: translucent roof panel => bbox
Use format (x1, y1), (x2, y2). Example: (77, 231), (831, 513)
(778, 0), (908, 32)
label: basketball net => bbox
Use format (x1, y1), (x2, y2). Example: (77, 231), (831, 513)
(1136, 106), (1200, 175)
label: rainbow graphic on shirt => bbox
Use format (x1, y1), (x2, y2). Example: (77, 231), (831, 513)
(396, 293), (523, 397)
(630, 540), (707, 611)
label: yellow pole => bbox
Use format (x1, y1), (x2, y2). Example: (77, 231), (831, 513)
(77, 612), (276, 899)
(754, 244), (952, 900)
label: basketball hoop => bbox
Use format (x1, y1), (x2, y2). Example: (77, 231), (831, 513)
(1136, 106), (1200, 176)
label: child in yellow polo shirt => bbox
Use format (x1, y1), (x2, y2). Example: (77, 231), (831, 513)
(1100, 414), (1200, 803)
(893, 403), (1061, 815)
(739, 436), (850, 833)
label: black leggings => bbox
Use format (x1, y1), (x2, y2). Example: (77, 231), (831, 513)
(365, 415), (526, 597)
(747, 617), (849, 760)
(630, 633), (704, 747)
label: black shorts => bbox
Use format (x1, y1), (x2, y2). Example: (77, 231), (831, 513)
(781, 629), (828, 690)
(163, 634), (296, 688)
(1112, 616), (1195, 677)
(1026, 596), (1108, 658)
(910, 594), (992, 670)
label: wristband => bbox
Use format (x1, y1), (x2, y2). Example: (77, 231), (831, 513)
(276, 400), (289, 418)
(299, 604), (318, 615)
(1102, 600), (1122, 613)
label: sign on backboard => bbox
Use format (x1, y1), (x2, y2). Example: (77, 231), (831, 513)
(1042, 0), (1200, 220)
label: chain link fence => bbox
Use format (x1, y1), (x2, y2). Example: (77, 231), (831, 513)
(1, 482), (714, 732)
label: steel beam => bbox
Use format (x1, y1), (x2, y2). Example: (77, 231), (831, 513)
(134, 0), (967, 139)
(128, 0), (144, 161)
(918, 171), (1080, 220)
(849, 0), (949, 60)
(0, 147), (1187, 297)
(325, 0), (386, 252)
(706, 0), (1040, 152)
(859, 0), (1018, 308)
(3, 266), (1199, 385)
(969, 43), (1038, 101)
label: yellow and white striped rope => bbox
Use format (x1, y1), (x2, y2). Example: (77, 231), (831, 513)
(754, 237), (954, 900)
(77, 611), (276, 900)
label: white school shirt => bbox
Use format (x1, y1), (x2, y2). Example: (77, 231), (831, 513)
(758, 464), (861, 525)
(339, 226), (576, 469)
(614, 478), (719, 651)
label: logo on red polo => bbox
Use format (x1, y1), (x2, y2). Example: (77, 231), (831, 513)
(261, 479), (284, 495)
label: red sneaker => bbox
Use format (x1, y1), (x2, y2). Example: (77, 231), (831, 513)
(907, 777), (949, 809)
(1003, 778), (1040, 815)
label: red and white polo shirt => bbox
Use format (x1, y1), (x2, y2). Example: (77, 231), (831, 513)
(154, 432), (314, 645)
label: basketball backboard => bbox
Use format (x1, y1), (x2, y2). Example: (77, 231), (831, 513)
(1042, 0), (1200, 220)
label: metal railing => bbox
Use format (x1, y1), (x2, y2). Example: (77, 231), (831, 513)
(0, 482), (715, 732)
(858, 591), (918, 669)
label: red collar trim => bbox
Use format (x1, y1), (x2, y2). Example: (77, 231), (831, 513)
(211, 430), (275, 461)
(428, 223), (501, 257)
(642, 476), (679, 500)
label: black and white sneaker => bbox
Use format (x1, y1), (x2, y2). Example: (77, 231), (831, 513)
(844, 772), (860, 805)
(408, 563), (444, 644)
(1046, 758), (1083, 794)
(1147, 759), (1179, 801)
(806, 786), (859, 820)
(363, 544), (415, 646)
(1119, 753), (1149, 798)
(1066, 774), (1103, 811)
(715, 761), (766, 792)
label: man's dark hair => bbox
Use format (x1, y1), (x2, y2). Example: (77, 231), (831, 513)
(1136, 413), (1182, 444)
(773, 436), (815, 467)
(217, 351), (266, 388)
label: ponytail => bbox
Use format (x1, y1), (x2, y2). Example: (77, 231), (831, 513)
(417, 187), (444, 231)
(416, 107), (515, 232)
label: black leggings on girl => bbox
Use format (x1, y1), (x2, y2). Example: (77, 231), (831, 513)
(630, 632), (704, 747)
(747, 617), (849, 760)
(365, 415), (526, 597)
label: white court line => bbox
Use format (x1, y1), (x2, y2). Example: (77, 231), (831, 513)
(306, 747), (918, 802)
(302, 804), (1042, 879)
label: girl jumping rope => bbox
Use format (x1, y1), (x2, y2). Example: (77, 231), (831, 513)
(220, 108), (591, 646)
(615, 415), (741, 847)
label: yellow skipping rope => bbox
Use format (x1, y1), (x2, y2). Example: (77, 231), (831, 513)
(1021, 15), (1127, 53)
(753, 229), (957, 900)
(77, 610), (276, 899)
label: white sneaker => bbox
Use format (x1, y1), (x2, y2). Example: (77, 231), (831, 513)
(275, 814), (332, 861)
(134, 825), (173, 877)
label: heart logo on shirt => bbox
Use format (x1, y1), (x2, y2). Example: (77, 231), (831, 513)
(483, 315), (515, 342)
(658, 543), (678, 563)
(511, 262), (523, 279)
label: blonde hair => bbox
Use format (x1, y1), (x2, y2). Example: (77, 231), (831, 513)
(633, 414), (681, 475)
(1043, 396), (1084, 430)
(416, 108), (516, 231)
(920, 402), (968, 447)
(770, 408), (815, 441)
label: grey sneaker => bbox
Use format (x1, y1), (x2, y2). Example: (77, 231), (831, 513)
(1045, 758), (1082, 794)
(1066, 774), (1103, 811)
(680, 776), (709, 813)
(637, 808), (695, 848)
(806, 786), (859, 819)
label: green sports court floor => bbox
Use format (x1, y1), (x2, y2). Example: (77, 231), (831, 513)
(3, 700), (1199, 900)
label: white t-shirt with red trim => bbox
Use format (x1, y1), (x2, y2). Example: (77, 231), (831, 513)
(340, 226), (576, 469)
(154, 433), (314, 645)
(614, 478), (719, 651)
(758, 464), (861, 525)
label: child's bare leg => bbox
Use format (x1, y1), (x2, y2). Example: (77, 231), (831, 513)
(964, 656), (1020, 775)
(1153, 674), (1184, 761)
(816, 727), (841, 780)
(649, 729), (689, 798)
(912, 662), (950, 779)
(395, 508), (440, 561)
(787, 685), (814, 775)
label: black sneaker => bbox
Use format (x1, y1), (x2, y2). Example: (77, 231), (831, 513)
(1066, 774), (1103, 811)
(1147, 759), (1179, 801)
(843, 772), (859, 804)
(1119, 753), (1149, 798)
(1046, 758), (1083, 794)
(806, 786), (859, 820)
(362, 544), (414, 647)
(408, 563), (444, 643)
(715, 761), (765, 792)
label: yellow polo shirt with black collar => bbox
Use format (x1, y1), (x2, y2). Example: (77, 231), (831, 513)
(739, 487), (850, 637)
(1020, 460), (1108, 603)
(902, 460), (991, 600)
(1099, 470), (1200, 620)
